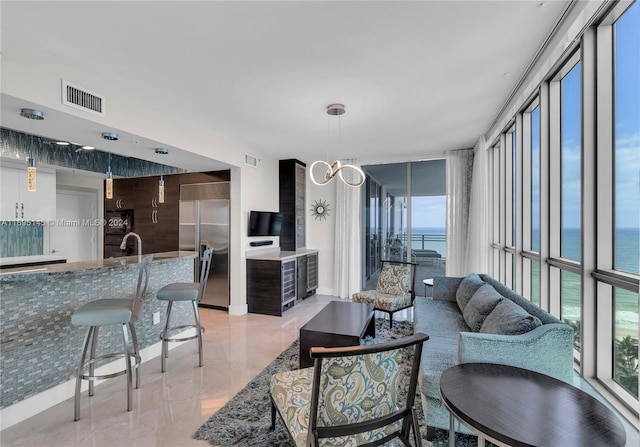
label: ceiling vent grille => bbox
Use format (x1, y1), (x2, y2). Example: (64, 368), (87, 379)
(62, 80), (106, 116)
(244, 153), (259, 168)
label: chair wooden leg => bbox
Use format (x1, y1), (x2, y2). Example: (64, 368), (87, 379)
(411, 407), (423, 447)
(270, 399), (276, 429)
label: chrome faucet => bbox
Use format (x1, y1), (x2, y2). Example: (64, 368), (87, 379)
(120, 232), (142, 257)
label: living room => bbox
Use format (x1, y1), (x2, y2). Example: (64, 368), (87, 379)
(1, 1), (638, 446)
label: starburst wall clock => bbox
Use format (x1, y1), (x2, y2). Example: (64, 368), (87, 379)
(311, 199), (331, 221)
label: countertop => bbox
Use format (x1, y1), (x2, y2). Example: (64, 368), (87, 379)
(0, 255), (67, 267)
(0, 251), (197, 281)
(246, 248), (318, 261)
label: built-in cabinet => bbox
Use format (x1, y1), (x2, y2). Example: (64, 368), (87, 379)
(246, 250), (318, 316)
(0, 166), (56, 221)
(104, 171), (230, 256)
(279, 159), (306, 251)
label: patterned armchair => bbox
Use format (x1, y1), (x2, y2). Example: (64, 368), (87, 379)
(352, 261), (417, 328)
(270, 332), (429, 447)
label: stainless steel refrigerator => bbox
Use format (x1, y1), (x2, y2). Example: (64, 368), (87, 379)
(179, 182), (230, 309)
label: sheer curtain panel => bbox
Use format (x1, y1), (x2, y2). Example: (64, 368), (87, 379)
(446, 148), (474, 277)
(465, 136), (490, 273)
(333, 160), (362, 298)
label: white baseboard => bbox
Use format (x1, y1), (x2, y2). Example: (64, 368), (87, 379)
(228, 303), (248, 316)
(0, 331), (190, 431)
(316, 287), (335, 296)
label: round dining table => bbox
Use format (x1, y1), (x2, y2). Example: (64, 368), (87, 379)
(440, 362), (626, 447)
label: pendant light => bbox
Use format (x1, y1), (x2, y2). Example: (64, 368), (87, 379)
(102, 132), (118, 200)
(309, 104), (365, 188)
(106, 153), (114, 200)
(158, 175), (165, 203)
(20, 108), (44, 192)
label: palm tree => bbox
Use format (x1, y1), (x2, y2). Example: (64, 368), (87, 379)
(614, 336), (638, 396)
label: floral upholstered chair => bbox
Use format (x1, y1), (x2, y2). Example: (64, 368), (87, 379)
(352, 261), (417, 328)
(270, 333), (428, 447)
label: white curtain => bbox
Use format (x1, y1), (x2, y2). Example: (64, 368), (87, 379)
(333, 160), (362, 298)
(465, 136), (490, 274)
(446, 148), (474, 277)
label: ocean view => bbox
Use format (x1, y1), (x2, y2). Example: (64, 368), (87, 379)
(409, 226), (639, 339)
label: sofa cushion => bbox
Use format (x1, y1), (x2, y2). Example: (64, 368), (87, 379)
(377, 264), (411, 295)
(462, 284), (503, 331)
(480, 299), (543, 335)
(455, 273), (485, 312)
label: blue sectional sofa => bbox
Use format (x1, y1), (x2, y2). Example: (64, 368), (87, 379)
(413, 273), (574, 435)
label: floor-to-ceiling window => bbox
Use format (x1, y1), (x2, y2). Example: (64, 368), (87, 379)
(505, 126), (517, 290)
(364, 177), (382, 280)
(361, 160), (446, 291)
(490, 0), (638, 420)
(523, 102), (541, 305)
(559, 59), (583, 354)
(612, 1), (639, 400)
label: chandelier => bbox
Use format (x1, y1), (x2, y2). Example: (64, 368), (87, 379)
(309, 104), (365, 188)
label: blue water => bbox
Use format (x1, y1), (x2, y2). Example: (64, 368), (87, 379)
(411, 226), (638, 341)
(411, 226), (639, 276)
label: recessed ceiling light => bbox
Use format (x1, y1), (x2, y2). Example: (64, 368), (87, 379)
(82, 145), (95, 150)
(20, 108), (44, 120)
(155, 147), (169, 155)
(101, 132), (118, 141)
(56, 141), (70, 146)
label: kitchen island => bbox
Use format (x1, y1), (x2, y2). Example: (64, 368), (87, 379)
(0, 251), (197, 427)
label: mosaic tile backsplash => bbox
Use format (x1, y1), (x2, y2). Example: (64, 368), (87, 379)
(1, 127), (185, 177)
(0, 222), (44, 257)
(0, 258), (194, 408)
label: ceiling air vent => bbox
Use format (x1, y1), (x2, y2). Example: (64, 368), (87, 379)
(244, 153), (259, 168)
(62, 80), (106, 117)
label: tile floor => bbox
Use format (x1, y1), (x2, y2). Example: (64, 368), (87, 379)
(1, 294), (637, 446)
(0, 295), (339, 447)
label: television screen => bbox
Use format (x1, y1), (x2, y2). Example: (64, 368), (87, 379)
(248, 211), (282, 237)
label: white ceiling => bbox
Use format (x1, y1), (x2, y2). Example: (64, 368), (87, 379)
(1, 1), (571, 171)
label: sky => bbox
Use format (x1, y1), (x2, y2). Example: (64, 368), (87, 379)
(614, 1), (639, 230)
(383, 2), (639, 234)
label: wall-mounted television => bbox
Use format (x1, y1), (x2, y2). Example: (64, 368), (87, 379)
(248, 211), (282, 237)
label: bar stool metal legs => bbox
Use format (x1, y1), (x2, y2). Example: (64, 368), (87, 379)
(160, 300), (205, 372)
(157, 248), (212, 373)
(71, 256), (152, 421)
(73, 323), (141, 420)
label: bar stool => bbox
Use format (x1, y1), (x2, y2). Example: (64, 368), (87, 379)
(157, 248), (213, 372)
(71, 255), (152, 421)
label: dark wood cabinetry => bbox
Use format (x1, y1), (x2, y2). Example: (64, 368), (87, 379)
(246, 258), (297, 316)
(246, 250), (318, 316)
(279, 159), (306, 251)
(104, 171), (229, 256)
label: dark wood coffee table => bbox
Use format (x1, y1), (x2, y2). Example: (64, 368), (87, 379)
(440, 363), (626, 447)
(299, 301), (375, 368)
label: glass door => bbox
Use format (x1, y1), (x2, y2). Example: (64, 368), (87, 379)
(362, 160), (446, 292)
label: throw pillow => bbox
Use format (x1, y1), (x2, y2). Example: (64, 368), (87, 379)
(377, 265), (411, 296)
(480, 299), (543, 335)
(456, 273), (485, 312)
(462, 284), (504, 332)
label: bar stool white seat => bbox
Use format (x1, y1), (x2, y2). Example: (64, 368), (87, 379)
(71, 255), (152, 421)
(156, 248), (213, 372)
